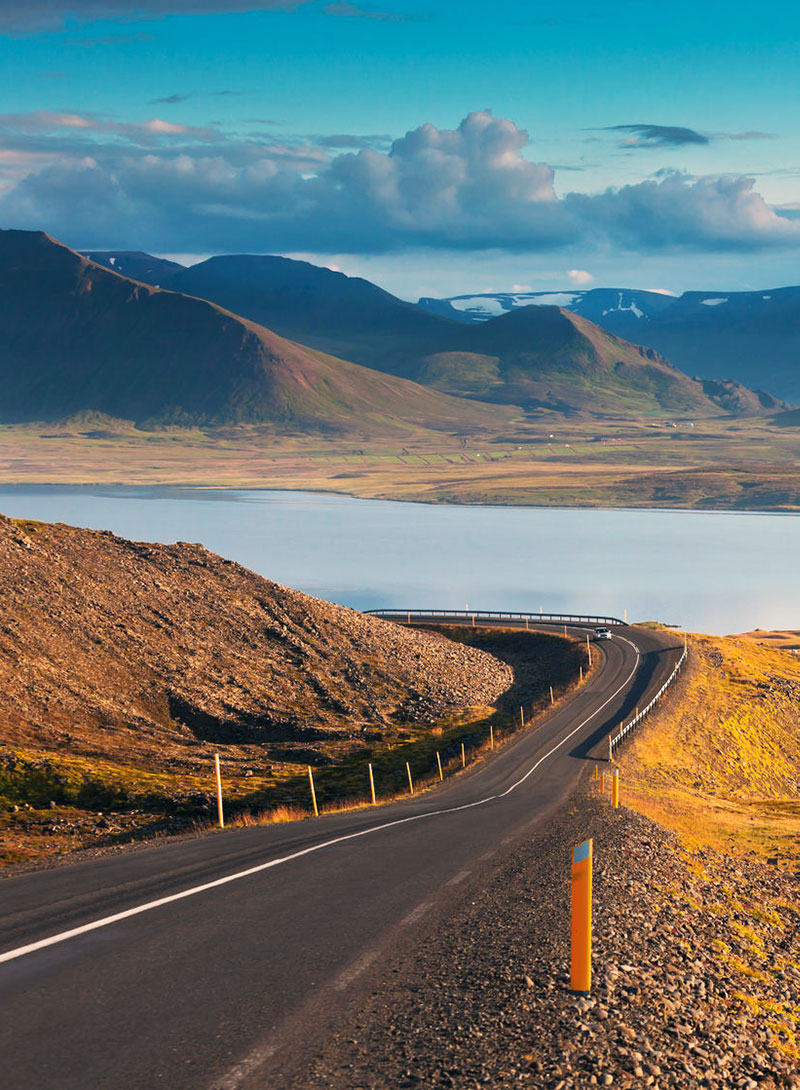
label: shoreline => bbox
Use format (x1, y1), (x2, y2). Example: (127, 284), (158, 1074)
(2, 479), (800, 517)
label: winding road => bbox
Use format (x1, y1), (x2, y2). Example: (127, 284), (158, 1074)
(0, 619), (682, 1090)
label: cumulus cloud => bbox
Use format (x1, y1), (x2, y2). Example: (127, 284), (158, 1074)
(1, 109), (798, 256)
(568, 269), (593, 285)
(0, 1), (308, 33)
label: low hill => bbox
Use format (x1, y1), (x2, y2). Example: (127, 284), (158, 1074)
(0, 515), (512, 759)
(0, 231), (510, 432)
(416, 304), (786, 417)
(85, 248), (783, 418)
(420, 284), (800, 405)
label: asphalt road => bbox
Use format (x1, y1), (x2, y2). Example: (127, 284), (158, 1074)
(0, 622), (682, 1090)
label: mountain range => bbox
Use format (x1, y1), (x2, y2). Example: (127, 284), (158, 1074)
(418, 286), (800, 405)
(0, 231), (511, 432)
(81, 245), (784, 421)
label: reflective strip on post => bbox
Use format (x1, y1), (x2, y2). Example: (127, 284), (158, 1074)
(570, 838), (593, 993)
(214, 753), (224, 829)
(308, 765), (319, 817)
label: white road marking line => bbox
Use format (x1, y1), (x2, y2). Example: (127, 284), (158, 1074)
(333, 948), (380, 991)
(210, 1043), (277, 1090)
(446, 870), (471, 886)
(0, 637), (642, 967)
(400, 901), (433, 927)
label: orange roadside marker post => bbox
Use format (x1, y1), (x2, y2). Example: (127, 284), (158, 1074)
(308, 765), (319, 817)
(612, 768), (620, 809)
(368, 762), (376, 805)
(214, 753), (224, 829)
(571, 838), (593, 993)
(406, 761), (414, 795)
(599, 772), (605, 794)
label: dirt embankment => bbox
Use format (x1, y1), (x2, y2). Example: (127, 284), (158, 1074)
(0, 514), (520, 862)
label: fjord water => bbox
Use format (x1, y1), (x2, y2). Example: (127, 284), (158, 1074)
(2, 486), (799, 635)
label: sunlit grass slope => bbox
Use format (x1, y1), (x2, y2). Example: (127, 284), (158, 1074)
(618, 631), (800, 861)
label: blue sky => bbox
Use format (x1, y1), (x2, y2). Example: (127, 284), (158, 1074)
(1, 0), (799, 297)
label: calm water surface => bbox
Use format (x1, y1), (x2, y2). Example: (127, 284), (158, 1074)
(1, 486), (798, 635)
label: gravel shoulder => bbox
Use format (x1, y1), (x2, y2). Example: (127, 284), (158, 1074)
(296, 788), (800, 1089)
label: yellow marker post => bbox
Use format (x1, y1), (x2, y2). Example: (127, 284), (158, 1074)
(436, 751), (443, 781)
(593, 764), (599, 781)
(519, 707), (524, 729)
(214, 753), (224, 829)
(406, 761), (414, 795)
(599, 772), (605, 794)
(580, 665), (583, 683)
(564, 624), (568, 637)
(368, 762), (376, 805)
(525, 617), (529, 630)
(571, 838), (593, 993)
(461, 742), (466, 768)
(586, 634), (592, 666)
(612, 769), (620, 809)
(308, 765), (319, 817)
(550, 685), (555, 706)
(490, 723), (495, 750)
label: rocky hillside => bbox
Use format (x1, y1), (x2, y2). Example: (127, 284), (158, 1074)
(0, 515), (511, 765)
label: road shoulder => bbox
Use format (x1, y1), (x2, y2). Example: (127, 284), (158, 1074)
(294, 789), (800, 1089)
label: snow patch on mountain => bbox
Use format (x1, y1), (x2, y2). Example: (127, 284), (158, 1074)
(450, 296), (507, 317)
(602, 292), (645, 319)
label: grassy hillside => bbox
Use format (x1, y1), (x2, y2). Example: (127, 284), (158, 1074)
(617, 629), (800, 861)
(0, 230), (513, 434)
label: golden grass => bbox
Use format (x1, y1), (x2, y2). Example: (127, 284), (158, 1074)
(617, 631), (800, 861)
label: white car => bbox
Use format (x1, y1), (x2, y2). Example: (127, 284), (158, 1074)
(593, 627), (612, 641)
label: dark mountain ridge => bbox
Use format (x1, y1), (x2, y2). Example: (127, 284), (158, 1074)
(84, 248), (785, 418)
(0, 231), (510, 431)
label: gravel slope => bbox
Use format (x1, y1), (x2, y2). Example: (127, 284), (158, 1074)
(0, 514), (512, 759)
(297, 790), (800, 1089)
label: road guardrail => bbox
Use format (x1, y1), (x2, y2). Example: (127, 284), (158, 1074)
(609, 638), (688, 755)
(366, 609), (625, 626)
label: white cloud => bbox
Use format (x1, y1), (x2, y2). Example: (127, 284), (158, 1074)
(568, 268), (593, 284)
(1, 109), (799, 258)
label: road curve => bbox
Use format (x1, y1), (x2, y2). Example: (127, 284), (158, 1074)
(0, 621), (682, 1090)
